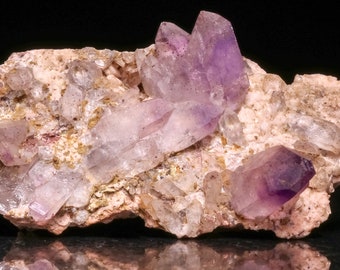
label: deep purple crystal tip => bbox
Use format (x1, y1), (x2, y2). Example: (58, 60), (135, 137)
(230, 145), (315, 219)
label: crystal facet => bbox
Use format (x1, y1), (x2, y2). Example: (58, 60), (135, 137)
(230, 145), (316, 219)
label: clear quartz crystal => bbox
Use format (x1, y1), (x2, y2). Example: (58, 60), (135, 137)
(218, 109), (246, 146)
(60, 84), (85, 122)
(288, 113), (340, 154)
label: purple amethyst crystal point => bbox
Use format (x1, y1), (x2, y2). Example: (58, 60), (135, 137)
(140, 10), (249, 110)
(230, 145), (315, 220)
(155, 22), (190, 58)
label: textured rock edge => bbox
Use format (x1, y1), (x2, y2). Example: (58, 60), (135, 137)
(0, 46), (338, 238)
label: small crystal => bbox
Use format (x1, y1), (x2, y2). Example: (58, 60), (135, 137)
(218, 108), (246, 146)
(288, 113), (340, 154)
(0, 119), (30, 166)
(5, 67), (33, 91)
(155, 22), (190, 58)
(28, 167), (82, 222)
(230, 145), (315, 219)
(67, 60), (101, 89)
(60, 84), (84, 122)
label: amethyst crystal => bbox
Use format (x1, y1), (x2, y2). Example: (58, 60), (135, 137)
(0, 120), (31, 166)
(87, 11), (249, 183)
(230, 145), (315, 219)
(140, 10), (249, 111)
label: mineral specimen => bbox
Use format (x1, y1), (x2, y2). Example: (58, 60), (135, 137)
(0, 11), (339, 238)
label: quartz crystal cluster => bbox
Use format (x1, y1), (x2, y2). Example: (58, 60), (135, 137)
(0, 11), (338, 238)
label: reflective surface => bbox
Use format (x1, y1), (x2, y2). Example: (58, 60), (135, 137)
(1, 227), (340, 269)
(1, 189), (336, 269)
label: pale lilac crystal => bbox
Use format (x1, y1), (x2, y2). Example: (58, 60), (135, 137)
(155, 101), (222, 153)
(0, 119), (30, 166)
(230, 145), (315, 219)
(60, 84), (85, 122)
(90, 98), (173, 145)
(288, 113), (340, 154)
(0, 163), (32, 213)
(86, 99), (222, 182)
(140, 10), (249, 110)
(86, 98), (174, 182)
(155, 22), (190, 58)
(60, 60), (101, 122)
(5, 67), (34, 91)
(28, 164), (82, 223)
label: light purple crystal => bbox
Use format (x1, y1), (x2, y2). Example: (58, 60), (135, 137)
(140, 10), (249, 111)
(28, 163), (82, 223)
(0, 119), (30, 166)
(155, 101), (222, 153)
(230, 145), (315, 219)
(155, 22), (190, 58)
(86, 98), (174, 182)
(86, 100), (222, 182)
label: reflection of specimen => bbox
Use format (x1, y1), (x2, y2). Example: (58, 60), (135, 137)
(0, 237), (330, 269)
(0, 11), (339, 238)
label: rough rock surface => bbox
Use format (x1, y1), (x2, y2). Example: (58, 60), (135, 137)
(0, 12), (339, 238)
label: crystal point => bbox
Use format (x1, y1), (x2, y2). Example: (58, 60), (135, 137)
(230, 145), (315, 219)
(140, 10), (249, 110)
(155, 22), (190, 58)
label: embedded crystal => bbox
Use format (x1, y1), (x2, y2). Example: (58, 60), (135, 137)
(230, 145), (316, 219)
(0, 119), (32, 166)
(67, 60), (101, 89)
(60, 84), (85, 122)
(86, 98), (174, 182)
(26, 161), (83, 223)
(288, 113), (340, 154)
(5, 67), (34, 91)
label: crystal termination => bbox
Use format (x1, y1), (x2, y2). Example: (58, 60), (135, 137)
(231, 145), (315, 220)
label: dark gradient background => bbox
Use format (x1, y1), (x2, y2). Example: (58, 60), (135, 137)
(0, 0), (339, 237)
